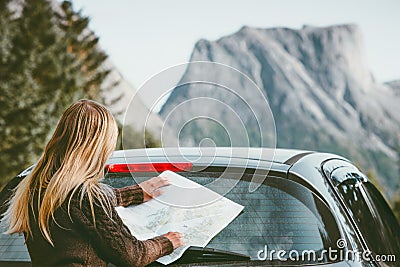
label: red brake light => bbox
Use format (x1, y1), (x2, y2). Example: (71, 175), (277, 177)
(105, 162), (193, 173)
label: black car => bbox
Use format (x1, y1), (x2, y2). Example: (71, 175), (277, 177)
(0, 147), (399, 266)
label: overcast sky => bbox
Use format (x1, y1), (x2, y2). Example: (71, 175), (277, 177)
(71, 0), (399, 90)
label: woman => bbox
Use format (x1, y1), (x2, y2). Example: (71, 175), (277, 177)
(3, 99), (183, 266)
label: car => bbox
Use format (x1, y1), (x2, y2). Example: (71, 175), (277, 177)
(0, 147), (399, 266)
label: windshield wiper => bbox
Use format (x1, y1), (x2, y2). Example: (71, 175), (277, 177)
(176, 246), (250, 264)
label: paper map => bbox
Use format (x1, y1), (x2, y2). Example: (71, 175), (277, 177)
(115, 170), (244, 265)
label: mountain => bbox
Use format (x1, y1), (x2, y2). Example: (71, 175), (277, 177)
(101, 60), (165, 135)
(385, 80), (400, 94)
(101, 60), (177, 147)
(159, 24), (400, 198)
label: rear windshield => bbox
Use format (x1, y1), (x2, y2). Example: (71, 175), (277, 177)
(104, 172), (341, 263)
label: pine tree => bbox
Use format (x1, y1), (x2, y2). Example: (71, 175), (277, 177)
(56, 0), (110, 100)
(0, 0), (19, 183)
(0, 0), (59, 183)
(0, 0), (110, 187)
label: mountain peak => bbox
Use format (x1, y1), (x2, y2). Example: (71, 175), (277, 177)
(160, 24), (400, 196)
(301, 23), (360, 32)
(192, 23), (372, 95)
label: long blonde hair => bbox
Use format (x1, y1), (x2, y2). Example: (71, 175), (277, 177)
(4, 99), (118, 245)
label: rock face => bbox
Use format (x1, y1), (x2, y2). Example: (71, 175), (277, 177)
(101, 60), (165, 135)
(101, 60), (177, 147)
(385, 80), (400, 93)
(160, 24), (400, 197)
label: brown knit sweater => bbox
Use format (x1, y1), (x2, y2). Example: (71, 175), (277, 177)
(26, 184), (174, 267)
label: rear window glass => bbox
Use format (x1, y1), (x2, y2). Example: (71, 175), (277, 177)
(104, 172), (341, 263)
(338, 180), (400, 257)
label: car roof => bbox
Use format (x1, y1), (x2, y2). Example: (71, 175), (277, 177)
(110, 147), (313, 165)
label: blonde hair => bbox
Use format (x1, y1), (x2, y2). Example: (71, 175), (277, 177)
(4, 99), (118, 245)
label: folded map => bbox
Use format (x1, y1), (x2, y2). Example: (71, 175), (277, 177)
(116, 170), (244, 265)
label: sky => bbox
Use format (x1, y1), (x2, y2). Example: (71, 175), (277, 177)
(71, 0), (399, 98)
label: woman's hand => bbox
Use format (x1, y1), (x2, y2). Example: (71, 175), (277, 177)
(138, 176), (170, 202)
(163, 232), (184, 249)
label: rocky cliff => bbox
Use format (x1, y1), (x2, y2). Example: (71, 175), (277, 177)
(160, 24), (400, 197)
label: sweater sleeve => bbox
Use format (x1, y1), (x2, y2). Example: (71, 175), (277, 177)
(71, 194), (174, 267)
(113, 184), (144, 207)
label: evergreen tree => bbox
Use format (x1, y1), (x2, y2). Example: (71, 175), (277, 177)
(0, 0), (160, 188)
(118, 125), (161, 150)
(56, 1), (110, 100)
(0, 0), (110, 187)
(0, 0), (59, 184)
(0, 0), (18, 185)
